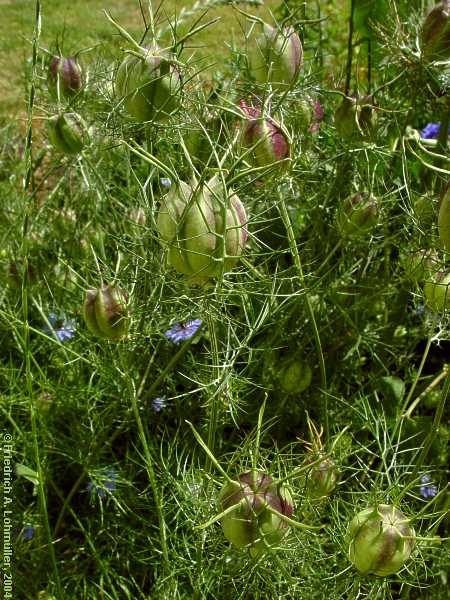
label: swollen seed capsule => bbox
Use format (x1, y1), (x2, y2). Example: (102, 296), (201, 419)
(348, 504), (415, 576)
(279, 358), (312, 394)
(218, 471), (294, 558)
(248, 23), (303, 90)
(239, 101), (290, 174)
(305, 456), (338, 500)
(423, 271), (450, 312)
(337, 192), (378, 237)
(421, 0), (450, 62)
(83, 284), (130, 340)
(47, 112), (89, 155)
(49, 56), (83, 98)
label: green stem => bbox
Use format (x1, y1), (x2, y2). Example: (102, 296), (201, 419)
(23, 2), (62, 597)
(205, 296), (221, 468)
(345, 0), (355, 95)
(129, 379), (169, 569)
(277, 192), (328, 438)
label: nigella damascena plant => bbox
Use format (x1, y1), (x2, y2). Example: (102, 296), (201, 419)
(305, 456), (338, 501)
(239, 101), (290, 175)
(48, 55), (83, 98)
(248, 22), (303, 90)
(334, 95), (377, 141)
(421, 0), (450, 62)
(218, 471), (294, 558)
(337, 192), (379, 238)
(83, 284), (130, 341)
(347, 504), (416, 577)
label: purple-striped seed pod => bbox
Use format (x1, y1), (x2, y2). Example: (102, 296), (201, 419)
(421, 1), (450, 62)
(239, 101), (290, 174)
(348, 505), (415, 576)
(83, 284), (130, 341)
(249, 23), (303, 90)
(218, 471), (294, 557)
(49, 56), (83, 97)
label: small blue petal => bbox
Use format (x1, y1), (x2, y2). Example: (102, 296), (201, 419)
(152, 396), (167, 412)
(23, 526), (35, 541)
(165, 319), (202, 343)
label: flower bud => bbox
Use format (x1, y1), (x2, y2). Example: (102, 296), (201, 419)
(337, 192), (378, 237)
(115, 45), (182, 122)
(49, 56), (83, 97)
(421, 1), (450, 62)
(348, 504), (415, 576)
(423, 271), (450, 312)
(218, 471), (294, 557)
(305, 456), (338, 500)
(248, 23), (303, 90)
(83, 284), (130, 340)
(48, 112), (89, 154)
(239, 101), (290, 173)
(279, 357), (312, 394)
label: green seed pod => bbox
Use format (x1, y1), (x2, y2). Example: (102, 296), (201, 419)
(414, 194), (437, 229)
(423, 271), (450, 312)
(337, 192), (378, 237)
(83, 284), (130, 340)
(48, 112), (89, 154)
(279, 358), (312, 394)
(115, 45), (181, 122)
(348, 504), (416, 576)
(334, 95), (376, 141)
(218, 471), (294, 557)
(49, 56), (83, 98)
(403, 249), (439, 282)
(248, 23), (303, 90)
(305, 456), (338, 500)
(156, 176), (248, 280)
(438, 180), (450, 253)
(421, 0), (450, 62)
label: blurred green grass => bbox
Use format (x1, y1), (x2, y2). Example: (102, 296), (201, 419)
(0, 0), (278, 119)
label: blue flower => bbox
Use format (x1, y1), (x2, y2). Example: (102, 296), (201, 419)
(43, 312), (76, 342)
(160, 177), (172, 189)
(22, 526), (35, 541)
(87, 467), (118, 499)
(420, 122), (450, 140)
(151, 396), (167, 412)
(164, 319), (202, 344)
(419, 474), (438, 498)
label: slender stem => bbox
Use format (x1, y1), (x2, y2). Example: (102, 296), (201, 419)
(345, 0), (355, 95)
(367, 39), (372, 95)
(23, 2), (62, 597)
(403, 364), (448, 420)
(277, 192), (328, 439)
(129, 379), (169, 569)
(398, 334), (433, 420)
(205, 295), (221, 467)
